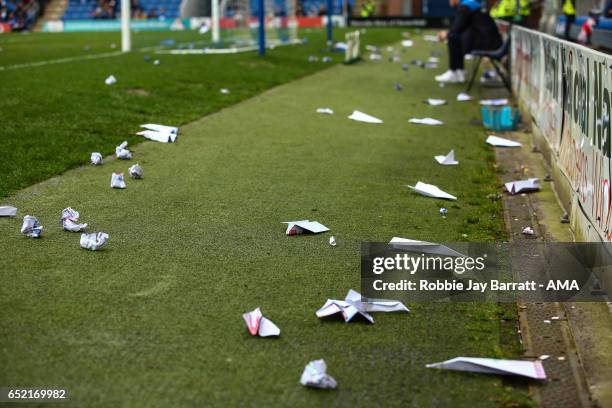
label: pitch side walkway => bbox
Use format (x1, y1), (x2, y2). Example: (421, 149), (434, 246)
(2, 40), (535, 406)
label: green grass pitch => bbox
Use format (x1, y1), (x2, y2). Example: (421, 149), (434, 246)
(0, 28), (533, 406)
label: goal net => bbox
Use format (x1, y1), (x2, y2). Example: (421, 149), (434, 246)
(214, 0), (298, 48)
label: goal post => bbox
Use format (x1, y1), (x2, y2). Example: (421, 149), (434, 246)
(121, 0), (131, 52)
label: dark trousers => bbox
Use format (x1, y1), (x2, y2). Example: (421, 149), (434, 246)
(564, 14), (575, 40)
(448, 32), (465, 70)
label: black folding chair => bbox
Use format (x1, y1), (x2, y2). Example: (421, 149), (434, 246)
(466, 37), (511, 93)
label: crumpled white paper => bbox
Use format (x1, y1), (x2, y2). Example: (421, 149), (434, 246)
(128, 164), (143, 179)
(329, 236), (337, 246)
(80, 232), (109, 250)
(220, 88), (230, 94)
(115, 141), (132, 160)
(105, 75), (117, 85)
(242, 307), (280, 337)
(21, 215), (43, 238)
(300, 359), (337, 389)
(91, 152), (103, 165)
(111, 172), (127, 189)
(60, 207), (88, 232)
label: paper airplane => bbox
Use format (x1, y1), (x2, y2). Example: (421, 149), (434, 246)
(283, 220), (329, 235)
(348, 110), (383, 124)
(105, 75), (117, 85)
(505, 178), (540, 195)
(434, 150), (458, 165)
(0, 206), (17, 217)
(137, 130), (176, 143)
(21, 215), (43, 238)
(401, 40), (413, 47)
(389, 237), (465, 257)
(486, 135), (522, 147)
(480, 98), (508, 106)
(425, 99), (447, 106)
(141, 123), (178, 135)
(408, 181), (457, 200)
(129, 164), (143, 179)
(91, 152), (103, 165)
(426, 357), (546, 380)
(316, 108), (334, 115)
(115, 141), (132, 159)
(300, 359), (337, 389)
(111, 173), (126, 189)
(457, 93), (472, 102)
(80, 232), (109, 251)
(242, 307), (280, 337)
(60, 207), (87, 232)
(424, 35), (439, 42)
(409, 118), (443, 125)
(198, 24), (210, 34)
(316, 289), (409, 324)
(334, 42), (347, 50)
(220, 88), (230, 94)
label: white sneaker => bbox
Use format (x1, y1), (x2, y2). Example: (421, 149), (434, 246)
(435, 70), (465, 83)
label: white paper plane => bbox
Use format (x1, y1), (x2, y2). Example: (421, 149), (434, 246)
(316, 108), (334, 115)
(424, 34), (439, 42)
(389, 237), (465, 257)
(428, 57), (439, 63)
(426, 357), (546, 380)
(316, 289), (409, 324)
(140, 124), (178, 135)
(348, 110), (383, 124)
(401, 40), (413, 47)
(220, 88), (230, 94)
(243, 307), (280, 337)
(300, 359), (337, 389)
(505, 178), (540, 195)
(457, 93), (472, 102)
(105, 75), (117, 85)
(409, 117), (443, 125)
(111, 172), (126, 189)
(0, 206), (17, 217)
(434, 150), (458, 165)
(486, 135), (522, 147)
(137, 130), (177, 143)
(60, 207), (87, 232)
(198, 24), (210, 34)
(425, 99), (447, 106)
(115, 141), (132, 159)
(408, 181), (457, 200)
(80, 232), (109, 251)
(283, 220), (329, 235)
(480, 98), (508, 106)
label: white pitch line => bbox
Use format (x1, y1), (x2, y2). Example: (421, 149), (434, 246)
(0, 51), (123, 71)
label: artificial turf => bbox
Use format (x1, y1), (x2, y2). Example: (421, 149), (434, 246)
(0, 31), (532, 406)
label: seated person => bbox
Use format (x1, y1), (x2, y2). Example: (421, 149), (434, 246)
(435, 0), (503, 83)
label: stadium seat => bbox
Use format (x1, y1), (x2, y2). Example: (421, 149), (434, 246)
(466, 37), (511, 93)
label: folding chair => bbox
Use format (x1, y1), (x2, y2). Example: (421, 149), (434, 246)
(466, 37), (511, 93)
